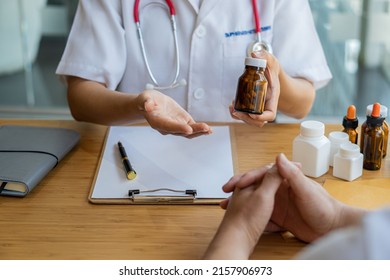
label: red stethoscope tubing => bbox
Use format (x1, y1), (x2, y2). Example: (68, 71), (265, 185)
(133, 0), (269, 89)
(134, 0), (262, 35)
(252, 0), (261, 34)
(134, 0), (176, 23)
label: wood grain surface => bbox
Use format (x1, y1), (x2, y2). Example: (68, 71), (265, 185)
(0, 119), (388, 260)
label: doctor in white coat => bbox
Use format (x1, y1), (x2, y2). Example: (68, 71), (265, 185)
(56, 0), (332, 137)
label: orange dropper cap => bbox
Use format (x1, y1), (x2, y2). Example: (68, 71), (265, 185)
(346, 105), (356, 120)
(372, 103), (381, 118)
(343, 104), (359, 129)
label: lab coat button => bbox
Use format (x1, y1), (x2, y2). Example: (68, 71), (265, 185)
(196, 25), (206, 38)
(193, 88), (205, 99)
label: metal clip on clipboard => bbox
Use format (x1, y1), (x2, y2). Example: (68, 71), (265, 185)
(128, 188), (197, 204)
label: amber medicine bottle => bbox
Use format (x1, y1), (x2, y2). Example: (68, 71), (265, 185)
(361, 103), (384, 170)
(381, 106), (389, 157)
(361, 104), (388, 158)
(234, 57), (268, 114)
(342, 105), (359, 144)
(292, 120), (330, 178)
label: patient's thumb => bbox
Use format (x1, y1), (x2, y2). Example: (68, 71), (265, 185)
(276, 153), (304, 181)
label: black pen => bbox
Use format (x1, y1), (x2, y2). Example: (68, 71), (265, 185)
(117, 141), (137, 180)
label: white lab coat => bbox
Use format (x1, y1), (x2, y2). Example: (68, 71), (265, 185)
(56, 0), (332, 122)
(296, 207), (390, 260)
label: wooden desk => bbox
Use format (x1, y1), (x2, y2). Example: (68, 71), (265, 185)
(0, 119), (388, 260)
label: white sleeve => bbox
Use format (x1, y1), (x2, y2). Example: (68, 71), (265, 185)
(272, 0), (332, 89)
(56, 0), (126, 90)
(295, 226), (366, 260)
(295, 208), (390, 260)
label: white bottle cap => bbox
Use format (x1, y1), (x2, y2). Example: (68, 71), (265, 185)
(366, 104), (388, 117)
(300, 120), (325, 137)
(339, 142), (360, 158)
(245, 57), (267, 68)
(328, 131), (349, 144)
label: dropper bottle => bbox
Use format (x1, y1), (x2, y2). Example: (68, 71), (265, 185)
(361, 103), (384, 170)
(361, 104), (389, 158)
(342, 105), (359, 144)
(380, 105), (389, 158)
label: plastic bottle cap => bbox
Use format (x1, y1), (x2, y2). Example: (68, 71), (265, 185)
(339, 142), (360, 158)
(366, 104), (388, 117)
(245, 57), (267, 68)
(300, 120), (325, 137)
(381, 105), (388, 117)
(329, 131), (349, 144)
(346, 105), (356, 120)
(371, 103), (381, 118)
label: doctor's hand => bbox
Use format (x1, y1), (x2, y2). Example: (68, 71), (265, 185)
(203, 164), (283, 259)
(229, 50), (281, 128)
(137, 90), (212, 138)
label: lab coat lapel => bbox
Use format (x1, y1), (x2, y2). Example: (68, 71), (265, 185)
(186, 0), (200, 14)
(196, 0), (223, 25)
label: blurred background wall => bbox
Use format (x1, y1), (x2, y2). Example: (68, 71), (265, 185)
(0, 0), (389, 122)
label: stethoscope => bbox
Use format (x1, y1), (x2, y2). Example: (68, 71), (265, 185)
(247, 0), (273, 56)
(134, 0), (272, 90)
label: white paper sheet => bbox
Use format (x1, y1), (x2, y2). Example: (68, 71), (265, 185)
(91, 126), (234, 199)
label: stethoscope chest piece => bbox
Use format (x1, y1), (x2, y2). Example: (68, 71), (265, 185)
(247, 40), (273, 56)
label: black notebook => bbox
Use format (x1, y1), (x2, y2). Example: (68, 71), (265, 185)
(0, 125), (80, 197)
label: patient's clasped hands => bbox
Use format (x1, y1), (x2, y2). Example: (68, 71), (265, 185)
(204, 153), (366, 259)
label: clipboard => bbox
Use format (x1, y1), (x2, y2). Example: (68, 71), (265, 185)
(88, 125), (238, 204)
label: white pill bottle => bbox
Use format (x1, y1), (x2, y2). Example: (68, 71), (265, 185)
(328, 131), (350, 167)
(293, 120), (330, 178)
(333, 142), (363, 181)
